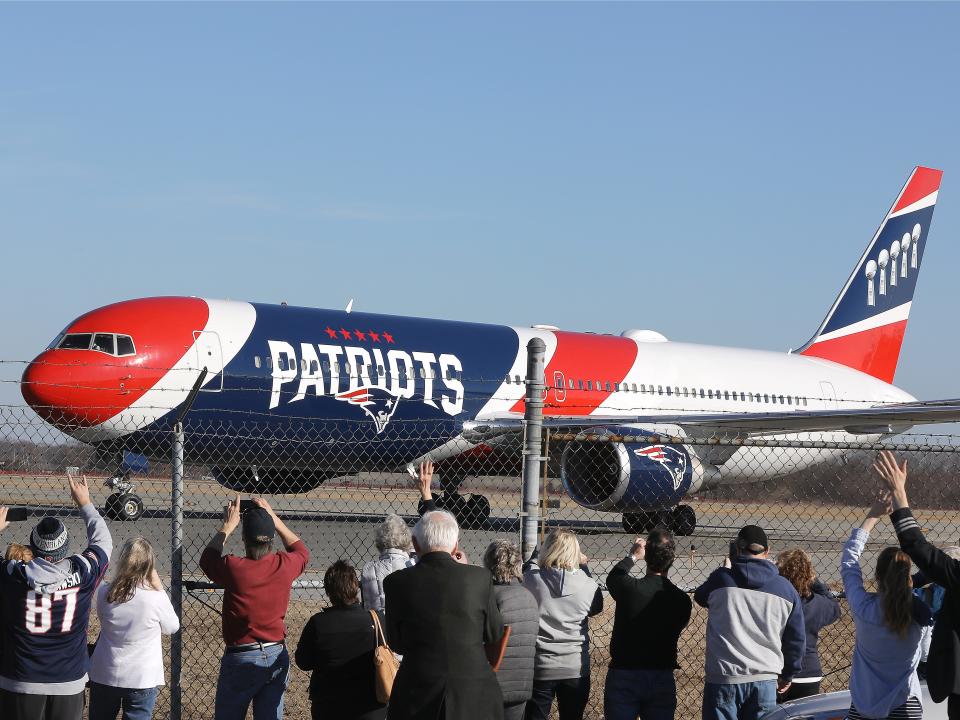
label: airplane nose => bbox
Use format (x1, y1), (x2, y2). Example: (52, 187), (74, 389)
(21, 353), (78, 425)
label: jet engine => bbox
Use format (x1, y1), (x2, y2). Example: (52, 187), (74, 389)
(560, 427), (721, 513)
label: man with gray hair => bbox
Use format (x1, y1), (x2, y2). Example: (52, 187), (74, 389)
(384, 510), (506, 719)
(361, 513), (413, 611)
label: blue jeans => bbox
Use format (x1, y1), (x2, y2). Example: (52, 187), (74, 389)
(214, 644), (290, 720)
(605, 667), (677, 720)
(526, 677), (591, 720)
(702, 680), (777, 720)
(88, 682), (159, 720)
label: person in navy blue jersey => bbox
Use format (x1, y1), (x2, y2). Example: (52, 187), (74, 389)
(0, 474), (113, 720)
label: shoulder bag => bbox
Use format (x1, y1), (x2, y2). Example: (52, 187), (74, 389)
(369, 610), (399, 704)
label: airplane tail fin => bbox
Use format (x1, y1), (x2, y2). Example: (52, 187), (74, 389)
(796, 166), (943, 383)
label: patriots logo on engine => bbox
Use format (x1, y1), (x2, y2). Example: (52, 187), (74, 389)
(335, 387), (402, 434)
(634, 445), (687, 491)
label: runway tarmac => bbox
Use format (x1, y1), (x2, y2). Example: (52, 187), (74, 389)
(4, 473), (960, 600)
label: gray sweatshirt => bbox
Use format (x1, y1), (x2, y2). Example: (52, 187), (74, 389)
(522, 562), (604, 680)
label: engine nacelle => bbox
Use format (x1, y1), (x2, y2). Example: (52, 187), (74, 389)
(560, 427), (720, 511)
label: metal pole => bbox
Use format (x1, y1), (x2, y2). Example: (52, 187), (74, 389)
(540, 428), (550, 544)
(521, 337), (546, 561)
(170, 422), (184, 720)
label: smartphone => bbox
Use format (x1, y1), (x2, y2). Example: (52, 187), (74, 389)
(4, 508), (29, 522)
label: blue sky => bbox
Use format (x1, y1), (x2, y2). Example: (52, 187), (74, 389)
(2, 3), (960, 408)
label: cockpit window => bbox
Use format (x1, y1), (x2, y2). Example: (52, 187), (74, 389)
(58, 334), (93, 350)
(116, 335), (135, 356)
(92, 334), (115, 355)
(56, 332), (136, 357)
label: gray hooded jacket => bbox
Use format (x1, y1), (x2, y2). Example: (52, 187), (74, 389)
(522, 562), (603, 680)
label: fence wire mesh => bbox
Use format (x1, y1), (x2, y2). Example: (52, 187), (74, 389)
(2, 397), (960, 719)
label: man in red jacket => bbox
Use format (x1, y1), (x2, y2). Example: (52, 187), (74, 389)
(200, 495), (309, 720)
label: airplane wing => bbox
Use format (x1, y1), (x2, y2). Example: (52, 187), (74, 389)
(463, 399), (960, 440)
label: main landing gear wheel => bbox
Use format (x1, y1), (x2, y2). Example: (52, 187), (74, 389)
(670, 505), (697, 536)
(418, 492), (491, 529)
(621, 510), (666, 534)
(622, 505), (696, 536)
(103, 473), (145, 521)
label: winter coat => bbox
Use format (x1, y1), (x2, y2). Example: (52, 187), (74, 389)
(894, 507), (960, 702)
(384, 552), (505, 720)
(361, 548), (412, 611)
(694, 554), (806, 685)
(491, 580), (538, 705)
(522, 562), (603, 681)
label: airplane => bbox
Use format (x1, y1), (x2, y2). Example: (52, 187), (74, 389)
(20, 165), (960, 533)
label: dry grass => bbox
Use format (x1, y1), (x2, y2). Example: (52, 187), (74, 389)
(96, 592), (859, 720)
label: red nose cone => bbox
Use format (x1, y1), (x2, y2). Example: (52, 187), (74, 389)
(21, 351), (80, 425)
(22, 296), (210, 431)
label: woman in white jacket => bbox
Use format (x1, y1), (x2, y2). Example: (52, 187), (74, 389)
(89, 537), (180, 720)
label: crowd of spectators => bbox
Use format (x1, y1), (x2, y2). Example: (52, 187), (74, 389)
(3, 450), (960, 719)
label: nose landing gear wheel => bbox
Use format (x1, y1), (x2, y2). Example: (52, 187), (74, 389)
(104, 493), (145, 521)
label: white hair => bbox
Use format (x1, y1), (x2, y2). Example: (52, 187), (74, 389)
(375, 514), (412, 553)
(413, 510), (459, 553)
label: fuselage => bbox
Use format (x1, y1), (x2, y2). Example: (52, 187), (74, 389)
(21, 296), (914, 479)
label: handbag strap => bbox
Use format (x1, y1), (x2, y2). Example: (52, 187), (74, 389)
(369, 610), (390, 650)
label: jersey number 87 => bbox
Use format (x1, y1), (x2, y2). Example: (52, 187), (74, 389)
(25, 588), (79, 634)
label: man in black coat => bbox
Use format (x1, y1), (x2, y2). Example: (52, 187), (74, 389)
(384, 509), (505, 720)
(876, 450), (960, 717)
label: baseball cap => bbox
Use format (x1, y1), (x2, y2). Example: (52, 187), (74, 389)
(30, 517), (70, 562)
(242, 507), (276, 544)
(736, 525), (769, 555)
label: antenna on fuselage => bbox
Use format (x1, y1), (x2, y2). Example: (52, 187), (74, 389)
(345, 298), (354, 314)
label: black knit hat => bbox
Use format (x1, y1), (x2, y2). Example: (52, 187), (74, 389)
(242, 507), (275, 544)
(30, 517), (70, 562)
(737, 525), (769, 554)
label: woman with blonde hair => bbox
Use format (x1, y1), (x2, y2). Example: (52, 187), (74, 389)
(775, 548), (840, 701)
(841, 494), (933, 720)
(522, 528), (603, 720)
(89, 537), (180, 720)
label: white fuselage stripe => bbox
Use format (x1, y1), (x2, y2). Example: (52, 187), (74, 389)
(808, 302), (911, 344)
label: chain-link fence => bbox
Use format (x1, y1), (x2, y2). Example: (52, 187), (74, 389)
(3, 395), (960, 719)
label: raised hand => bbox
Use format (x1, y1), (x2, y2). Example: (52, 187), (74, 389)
(874, 450), (909, 508)
(253, 496), (277, 518)
(867, 491), (893, 519)
(416, 461), (434, 501)
(221, 494), (241, 536)
(68, 473), (91, 508)
(0, 507), (9, 533)
(629, 537), (646, 561)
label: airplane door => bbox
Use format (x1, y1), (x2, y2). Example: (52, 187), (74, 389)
(194, 331), (224, 392)
(553, 371), (566, 404)
(819, 381), (838, 409)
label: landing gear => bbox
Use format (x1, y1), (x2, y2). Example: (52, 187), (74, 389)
(416, 471), (491, 529)
(622, 505), (696, 536)
(103, 473), (145, 521)
(670, 505), (697, 536)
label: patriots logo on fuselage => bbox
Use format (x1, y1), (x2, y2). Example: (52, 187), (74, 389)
(634, 445), (687, 491)
(335, 387), (402, 434)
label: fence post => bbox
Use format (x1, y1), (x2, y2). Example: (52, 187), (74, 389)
(170, 422), (184, 720)
(521, 337), (546, 561)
